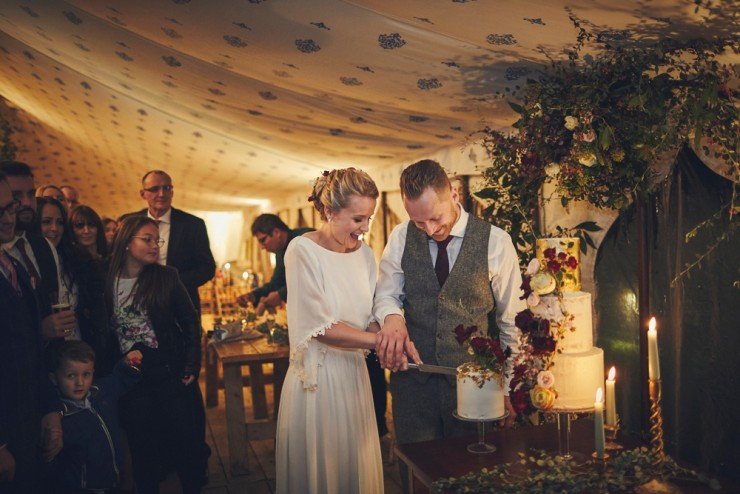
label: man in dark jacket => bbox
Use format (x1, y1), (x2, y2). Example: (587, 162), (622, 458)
(122, 170), (216, 314)
(236, 214), (313, 311)
(0, 172), (44, 493)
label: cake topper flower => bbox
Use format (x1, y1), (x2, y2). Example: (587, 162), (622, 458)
(453, 324), (510, 376)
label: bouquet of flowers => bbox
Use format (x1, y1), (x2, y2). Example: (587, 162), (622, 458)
(454, 324), (510, 387)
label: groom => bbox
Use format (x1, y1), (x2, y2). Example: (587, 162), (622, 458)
(373, 160), (524, 474)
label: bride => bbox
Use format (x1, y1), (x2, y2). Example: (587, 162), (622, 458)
(275, 168), (418, 493)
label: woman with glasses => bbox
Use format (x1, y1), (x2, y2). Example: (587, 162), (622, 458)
(36, 197), (116, 372)
(106, 216), (209, 494)
(70, 205), (108, 260)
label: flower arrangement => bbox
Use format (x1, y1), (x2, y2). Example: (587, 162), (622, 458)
(475, 17), (738, 269)
(510, 251), (581, 414)
(454, 324), (510, 387)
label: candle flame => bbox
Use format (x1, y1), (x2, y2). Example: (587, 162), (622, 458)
(648, 317), (656, 332)
(242, 271), (249, 280)
(608, 366), (616, 381)
(595, 387), (603, 403)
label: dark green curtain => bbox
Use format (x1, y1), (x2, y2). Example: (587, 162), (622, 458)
(595, 147), (739, 480)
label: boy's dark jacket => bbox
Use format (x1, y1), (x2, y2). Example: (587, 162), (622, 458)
(47, 361), (140, 490)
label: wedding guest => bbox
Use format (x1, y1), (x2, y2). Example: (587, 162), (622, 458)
(236, 214), (312, 311)
(121, 170), (215, 316)
(36, 185), (66, 204)
(59, 185), (79, 212)
(0, 161), (74, 342)
(37, 198), (116, 374)
(373, 160), (523, 492)
(102, 217), (118, 250)
(107, 216), (209, 494)
(70, 205), (107, 260)
(276, 168), (407, 493)
(0, 171), (45, 493)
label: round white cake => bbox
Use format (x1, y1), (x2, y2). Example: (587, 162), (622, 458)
(456, 363), (505, 420)
(550, 348), (605, 410)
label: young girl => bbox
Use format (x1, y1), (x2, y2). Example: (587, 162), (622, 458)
(106, 216), (209, 493)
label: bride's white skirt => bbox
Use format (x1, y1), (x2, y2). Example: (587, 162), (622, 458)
(276, 346), (384, 494)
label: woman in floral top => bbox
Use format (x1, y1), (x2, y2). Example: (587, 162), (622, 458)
(106, 216), (209, 494)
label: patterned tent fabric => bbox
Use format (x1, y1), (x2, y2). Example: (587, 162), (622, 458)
(0, 0), (735, 216)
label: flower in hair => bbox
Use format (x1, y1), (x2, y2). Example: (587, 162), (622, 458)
(322, 170), (330, 177)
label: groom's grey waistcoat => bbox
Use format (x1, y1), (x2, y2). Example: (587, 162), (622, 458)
(401, 214), (496, 383)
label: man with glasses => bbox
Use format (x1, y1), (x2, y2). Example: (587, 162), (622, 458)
(236, 213), (313, 312)
(122, 170), (216, 315)
(0, 171), (45, 492)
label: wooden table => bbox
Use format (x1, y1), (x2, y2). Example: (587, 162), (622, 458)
(396, 419), (734, 493)
(212, 336), (289, 476)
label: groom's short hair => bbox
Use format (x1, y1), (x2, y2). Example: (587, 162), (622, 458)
(400, 159), (451, 200)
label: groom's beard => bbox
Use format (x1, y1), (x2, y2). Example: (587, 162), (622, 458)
(15, 206), (35, 232)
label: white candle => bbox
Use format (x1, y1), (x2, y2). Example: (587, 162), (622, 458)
(605, 367), (617, 427)
(594, 387), (605, 457)
(647, 317), (661, 380)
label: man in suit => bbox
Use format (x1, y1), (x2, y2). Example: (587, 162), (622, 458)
(123, 170), (216, 314)
(0, 161), (75, 341)
(373, 160), (524, 492)
(0, 171), (44, 493)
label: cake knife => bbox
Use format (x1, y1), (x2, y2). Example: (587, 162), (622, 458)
(407, 363), (457, 376)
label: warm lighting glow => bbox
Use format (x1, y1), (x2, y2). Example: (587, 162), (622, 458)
(649, 317), (656, 332)
(595, 387), (603, 403)
(608, 367), (616, 381)
(242, 271), (249, 280)
(224, 262), (231, 270)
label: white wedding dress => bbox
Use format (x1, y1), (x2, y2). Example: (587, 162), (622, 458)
(275, 236), (384, 494)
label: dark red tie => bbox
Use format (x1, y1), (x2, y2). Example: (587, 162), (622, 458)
(435, 236), (453, 287)
(0, 251), (19, 293)
(14, 238), (40, 289)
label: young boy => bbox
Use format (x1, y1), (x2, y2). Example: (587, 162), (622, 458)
(47, 340), (142, 493)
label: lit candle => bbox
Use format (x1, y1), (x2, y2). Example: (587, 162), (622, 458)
(605, 367), (617, 427)
(594, 387), (605, 458)
(647, 317), (661, 380)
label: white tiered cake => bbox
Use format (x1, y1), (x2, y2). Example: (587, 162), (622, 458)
(456, 363), (505, 419)
(530, 238), (604, 410)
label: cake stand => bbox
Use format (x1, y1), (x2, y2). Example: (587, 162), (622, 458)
(548, 406), (595, 460)
(452, 411), (509, 454)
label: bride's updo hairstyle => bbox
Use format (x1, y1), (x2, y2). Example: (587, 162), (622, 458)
(308, 168), (379, 221)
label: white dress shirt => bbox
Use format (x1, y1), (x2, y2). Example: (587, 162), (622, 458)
(148, 208), (171, 266)
(373, 204), (526, 386)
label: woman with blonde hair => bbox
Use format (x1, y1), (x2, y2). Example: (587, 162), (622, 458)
(276, 168), (417, 493)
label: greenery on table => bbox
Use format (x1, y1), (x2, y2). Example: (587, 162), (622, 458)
(432, 447), (721, 493)
(475, 16), (738, 267)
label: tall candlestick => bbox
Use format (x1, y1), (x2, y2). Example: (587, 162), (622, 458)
(594, 387), (605, 458)
(605, 367), (617, 427)
(647, 317), (661, 380)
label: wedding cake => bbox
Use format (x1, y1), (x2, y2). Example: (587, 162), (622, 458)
(517, 238), (604, 411)
(456, 363), (506, 420)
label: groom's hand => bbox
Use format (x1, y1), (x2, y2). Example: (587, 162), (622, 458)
(376, 315), (411, 371)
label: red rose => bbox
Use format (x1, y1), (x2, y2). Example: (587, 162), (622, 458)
(543, 247), (556, 260)
(515, 310), (534, 332)
(513, 364), (528, 379)
(547, 260), (561, 272)
(566, 256), (578, 269)
(453, 324), (477, 344)
(520, 276), (532, 300)
(470, 337), (489, 354)
(510, 388), (530, 414)
(531, 335), (557, 355)
(557, 252), (567, 260)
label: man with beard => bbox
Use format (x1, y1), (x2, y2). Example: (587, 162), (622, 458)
(0, 171), (44, 493)
(0, 162), (75, 341)
(373, 160), (524, 492)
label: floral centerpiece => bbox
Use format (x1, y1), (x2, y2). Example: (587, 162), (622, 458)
(510, 250), (580, 413)
(454, 324), (510, 388)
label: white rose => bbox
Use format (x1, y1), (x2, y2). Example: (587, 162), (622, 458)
(527, 291), (541, 307)
(530, 272), (556, 295)
(564, 116), (578, 131)
(525, 258), (540, 276)
(537, 370), (555, 389)
(545, 162), (560, 178)
(578, 153), (597, 167)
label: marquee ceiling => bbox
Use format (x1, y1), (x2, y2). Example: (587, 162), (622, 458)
(0, 0), (735, 216)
